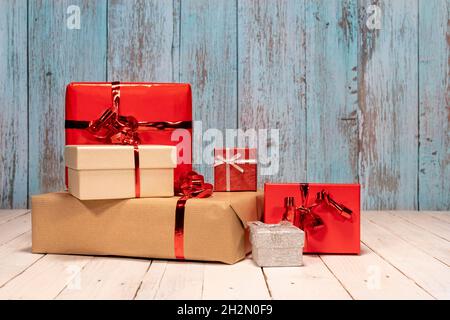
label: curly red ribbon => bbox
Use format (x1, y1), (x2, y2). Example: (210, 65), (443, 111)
(284, 183), (352, 232)
(86, 107), (141, 146)
(174, 171), (213, 259)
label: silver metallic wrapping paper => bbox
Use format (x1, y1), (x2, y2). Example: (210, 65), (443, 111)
(248, 221), (305, 267)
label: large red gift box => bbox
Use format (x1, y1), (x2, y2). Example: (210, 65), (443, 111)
(214, 148), (257, 191)
(264, 183), (360, 254)
(65, 82), (192, 191)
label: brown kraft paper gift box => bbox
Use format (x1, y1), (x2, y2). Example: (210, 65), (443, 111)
(32, 191), (263, 264)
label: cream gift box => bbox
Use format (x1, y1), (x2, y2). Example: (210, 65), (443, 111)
(248, 221), (305, 267)
(65, 145), (176, 200)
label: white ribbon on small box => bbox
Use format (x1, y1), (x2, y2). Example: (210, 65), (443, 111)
(214, 149), (257, 191)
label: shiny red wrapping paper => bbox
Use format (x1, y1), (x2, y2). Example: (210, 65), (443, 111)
(264, 183), (360, 254)
(214, 148), (257, 192)
(65, 82), (192, 191)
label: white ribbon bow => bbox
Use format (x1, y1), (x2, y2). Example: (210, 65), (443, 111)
(214, 151), (256, 191)
(214, 153), (245, 173)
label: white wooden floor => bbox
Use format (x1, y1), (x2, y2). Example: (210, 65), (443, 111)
(0, 210), (449, 300)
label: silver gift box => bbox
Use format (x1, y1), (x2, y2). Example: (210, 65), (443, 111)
(248, 221), (305, 267)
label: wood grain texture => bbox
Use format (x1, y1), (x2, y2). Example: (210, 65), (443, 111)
(361, 216), (450, 299)
(202, 259), (270, 299)
(135, 260), (204, 299)
(0, 1), (449, 210)
(305, 0), (359, 183)
(238, 0), (307, 185)
(390, 210), (450, 241)
(180, 0), (237, 182)
(0, 0), (28, 209)
(56, 257), (150, 300)
(0, 209), (29, 225)
(263, 255), (352, 299)
(28, 0), (107, 197)
(0, 213), (30, 246)
(427, 211), (450, 224)
(0, 232), (44, 288)
(0, 210), (448, 299)
(365, 211), (450, 265)
(321, 244), (433, 299)
(0, 254), (91, 299)
(358, 0), (419, 209)
(107, 0), (180, 82)
(418, 0), (450, 210)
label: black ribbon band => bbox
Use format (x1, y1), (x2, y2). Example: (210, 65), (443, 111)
(65, 119), (193, 130)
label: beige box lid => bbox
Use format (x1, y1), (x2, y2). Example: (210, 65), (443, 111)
(65, 145), (177, 170)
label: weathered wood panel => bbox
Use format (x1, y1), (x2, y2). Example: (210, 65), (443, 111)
(0, 0), (448, 210)
(0, 254), (92, 299)
(358, 0), (419, 209)
(0, 0), (28, 209)
(135, 261), (204, 299)
(28, 0), (107, 197)
(56, 257), (150, 300)
(362, 215), (450, 299)
(180, 0), (237, 181)
(202, 259), (270, 299)
(264, 255), (352, 299)
(107, 0), (180, 82)
(305, 0), (359, 183)
(418, 0), (450, 210)
(238, 0), (307, 185)
(321, 244), (433, 299)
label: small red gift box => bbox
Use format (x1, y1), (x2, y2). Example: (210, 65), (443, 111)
(65, 82), (192, 191)
(264, 183), (360, 254)
(214, 148), (257, 191)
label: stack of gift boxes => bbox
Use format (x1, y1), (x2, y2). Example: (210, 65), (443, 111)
(31, 82), (360, 267)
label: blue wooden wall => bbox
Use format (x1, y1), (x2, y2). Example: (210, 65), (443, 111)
(0, 0), (448, 210)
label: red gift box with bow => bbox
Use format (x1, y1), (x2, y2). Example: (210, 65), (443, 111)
(65, 82), (192, 191)
(264, 183), (360, 254)
(214, 148), (257, 192)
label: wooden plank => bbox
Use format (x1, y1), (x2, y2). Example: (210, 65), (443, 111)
(0, 0), (28, 209)
(427, 211), (450, 224)
(180, 0), (237, 182)
(263, 255), (352, 300)
(0, 232), (44, 287)
(305, 0), (359, 183)
(0, 213), (30, 246)
(28, 0), (107, 196)
(358, 0), (419, 209)
(56, 257), (150, 300)
(238, 0), (307, 185)
(361, 217), (450, 299)
(0, 254), (91, 299)
(418, 0), (449, 210)
(0, 210), (29, 225)
(135, 260), (204, 300)
(202, 259), (270, 300)
(364, 211), (450, 265)
(321, 243), (433, 299)
(390, 211), (450, 241)
(107, 0), (180, 82)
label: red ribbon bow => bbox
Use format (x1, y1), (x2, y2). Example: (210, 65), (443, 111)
(174, 171), (213, 260)
(285, 184), (352, 232)
(65, 81), (193, 146)
(178, 171), (214, 200)
(87, 108), (141, 146)
(85, 81), (140, 146)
